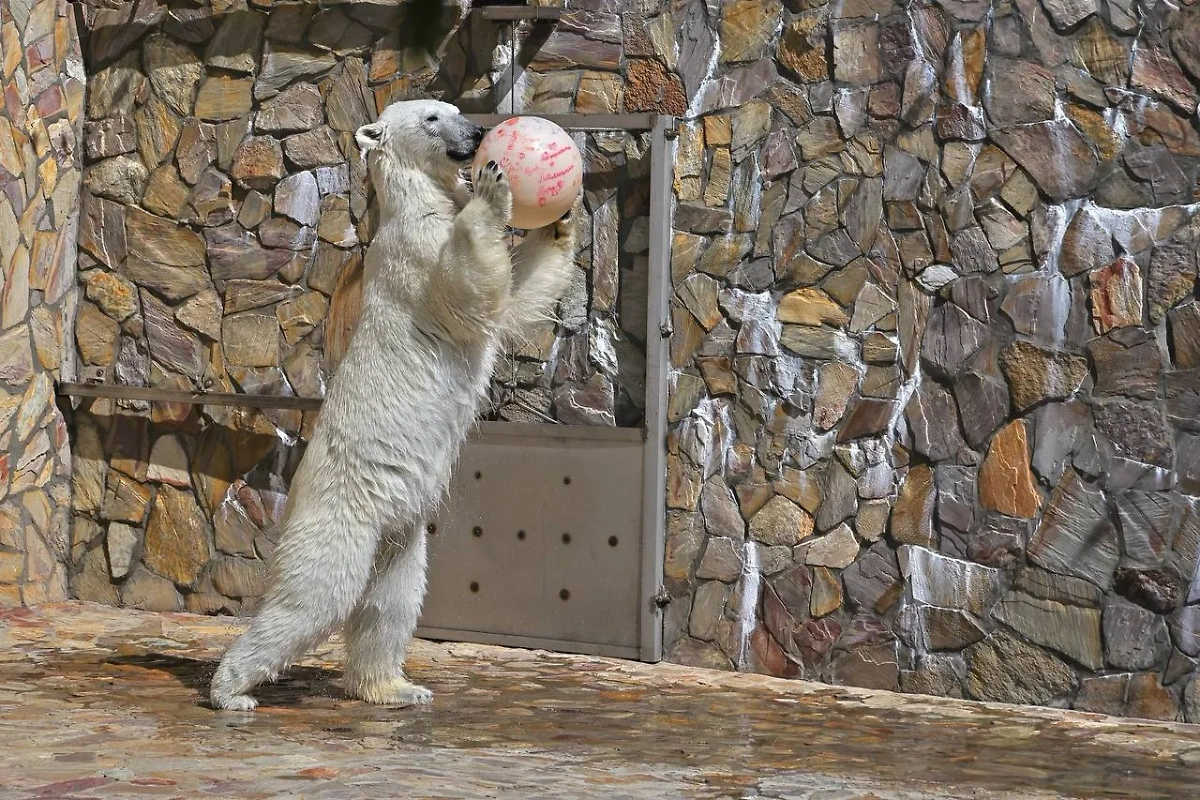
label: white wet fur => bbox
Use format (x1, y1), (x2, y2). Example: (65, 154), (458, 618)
(210, 100), (577, 711)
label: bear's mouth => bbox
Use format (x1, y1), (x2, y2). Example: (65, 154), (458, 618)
(447, 146), (477, 162)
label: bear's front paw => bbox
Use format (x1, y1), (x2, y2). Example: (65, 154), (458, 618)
(474, 160), (513, 225)
(552, 207), (576, 245)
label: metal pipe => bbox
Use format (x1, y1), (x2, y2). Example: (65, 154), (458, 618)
(638, 114), (676, 663)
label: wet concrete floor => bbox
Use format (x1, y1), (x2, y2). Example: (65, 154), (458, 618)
(1, 603), (1198, 799)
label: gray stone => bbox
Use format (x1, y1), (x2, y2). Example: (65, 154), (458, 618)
(1093, 399), (1174, 469)
(900, 546), (1001, 616)
(991, 120), (1100, 202)
(700, 480), (745, 539)
(211, 557), (269, 599)
(1104, 596), (1172, 671)
(689, 580), (728, 642)
(119, 567), (184, 612)
(953, 370), (1009, 448)
(921, 304), (988, 378)
(105, 523), (140, 581)
(898, 604), (987, 651)
(800, 524), (858, 569)
(256, 43), (337, 100)
(1029, 470), (1119, 589)
(1014, 567), (1104, 608)
(1089, 329), (1161, 401)
(993, 591), (1102, 669)
(696, 537), (745, 583)
(842, 542), (902, 613)
(84, 156), (149, 206)
(274, 171), (321, 228)
(905, 380), (966, 462)
(1116, 491), (1175, 567)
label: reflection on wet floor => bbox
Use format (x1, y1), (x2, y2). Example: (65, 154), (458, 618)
(2, 603), (1199, 799)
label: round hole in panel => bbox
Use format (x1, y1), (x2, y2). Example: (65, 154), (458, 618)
(561, 532), (571, 544)
(472, 526), (483, 537)
(608, 535), (618, 547)
(470, 581), (480, 593)
(517, 530), (526, 540)
(563, 476), (571, 485)
(559, 588), (570, 601)
(474, 471), (482, 479)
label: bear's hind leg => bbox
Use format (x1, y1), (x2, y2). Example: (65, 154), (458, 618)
(210, 517), (379, 711)
(341, 526), (433, 706)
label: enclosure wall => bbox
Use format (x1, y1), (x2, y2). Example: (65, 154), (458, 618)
(0, 0), (83, 607)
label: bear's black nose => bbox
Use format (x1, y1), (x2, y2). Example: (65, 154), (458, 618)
(470, 124), (485, 143)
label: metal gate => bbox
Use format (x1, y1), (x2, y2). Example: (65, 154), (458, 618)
(418, 113), (675, 662)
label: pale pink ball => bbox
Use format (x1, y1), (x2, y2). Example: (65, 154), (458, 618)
(472, 116), (583, 230)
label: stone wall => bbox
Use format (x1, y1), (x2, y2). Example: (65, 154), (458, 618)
(60, 0), (1200, 723)
(0, 0), (83, 607)
(660, 0), (1200, 723)
(66, 0), (650, 614)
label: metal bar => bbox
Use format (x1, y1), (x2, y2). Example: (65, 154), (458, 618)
(638, 114), (676, 664)
(58, 383), (644, 443)
(479, 6), (564, 22)
(462, 113), (655, 132)
(59, 383), (324, 411)
(414, 626), (641, 661)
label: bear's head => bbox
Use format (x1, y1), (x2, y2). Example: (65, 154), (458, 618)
(355, 100), (485, 181)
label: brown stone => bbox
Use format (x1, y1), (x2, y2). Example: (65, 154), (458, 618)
(979, 421), (1041, 519)
(283, 126), (342, 169)
(142, 165), (191, 218)
(102, 471), (152, 525)
(144, 33), (204, 117)
(126, 207), (206, 268)
(1090, 256), (1143, 333)
(75, 302), (120, 367)
(777, 288), (848, 327)
(143, 486), (210, 589)
(813, 362), (858, 431)
(195, 77), (254, 122)
(142, 291), (206, 377)
(750, 495), (814, 547)
(211, 557), (268, 599)
(231, 136), (286, 190)
(623, 59), (686, 116)
(120, 567), (184, 612)
(999, 341), (1089, 413)
(276, 292), (327, 346)
(966, 632), (1077, 705)
(1147, 242), (1197, 323)
(222, 312), (280, 368)
(892, 465), (934, 547)
(135, 95), (182, 169)
(1169, 302), (1200, 369)
(777, 16), (828, 84)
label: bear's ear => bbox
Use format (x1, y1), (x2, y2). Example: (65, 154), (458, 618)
(355, 122), (383, 154)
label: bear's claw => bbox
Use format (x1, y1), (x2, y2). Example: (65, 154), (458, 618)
(474, 160), (512, 223)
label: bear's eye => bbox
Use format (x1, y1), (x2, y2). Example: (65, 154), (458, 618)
(425, 114), (438, 123)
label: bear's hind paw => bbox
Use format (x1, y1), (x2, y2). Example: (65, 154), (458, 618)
(349, 677), (434, 707)
(213, 693), (259, 712)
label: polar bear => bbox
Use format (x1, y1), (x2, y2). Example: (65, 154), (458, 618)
(209, 100), (577, 711)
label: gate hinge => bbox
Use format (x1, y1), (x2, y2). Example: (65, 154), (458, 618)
(652, 587), (671, 609)
(659, 320), (673, 338)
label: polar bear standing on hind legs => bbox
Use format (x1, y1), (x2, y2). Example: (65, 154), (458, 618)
(210, 100), (577, 711)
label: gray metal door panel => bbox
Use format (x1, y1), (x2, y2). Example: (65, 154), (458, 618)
(418, 424), (645, 657)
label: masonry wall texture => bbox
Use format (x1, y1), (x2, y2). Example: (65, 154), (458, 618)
(55, 0), (1200, 724)
(65, 0), (650, 617)
(0, 0), (83, 608)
